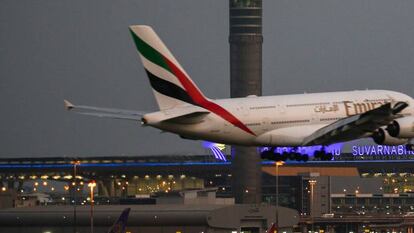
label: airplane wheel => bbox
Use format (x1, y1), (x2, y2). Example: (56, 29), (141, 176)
(294, 153), (302, 161)
(314, 150), (323, 159)
(260, 150), (273, 159)
(274, 153), (282, 161)
(324, 153), (333, 161)
(281, 152), (289, 161)
(319, 151), (333, 161)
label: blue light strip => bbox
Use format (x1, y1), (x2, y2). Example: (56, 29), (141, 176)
(0, 159), (414, 169)
(0, 161), (230, 169)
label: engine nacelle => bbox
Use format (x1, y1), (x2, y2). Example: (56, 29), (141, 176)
(373, 128), (408, 145)
(386, 116), (414, 138)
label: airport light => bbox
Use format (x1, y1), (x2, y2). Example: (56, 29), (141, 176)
(1, 187), (6, 192)
(308, 179), (317, 233)
(275, 161), (284, 232)
(88, 180), (96, 233)
(71, 160), (81, 233)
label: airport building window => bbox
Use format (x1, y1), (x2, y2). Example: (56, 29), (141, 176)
(406, 198), (414, 204)
(356, 198), (366, 205)
(369, 198), (380, 205)
(332, 198), (342, 205)
(345, 198), (355, 205)
(393, 198), (402, 205)
(230, 0), (261, 8)
(382, 198), (391, 205)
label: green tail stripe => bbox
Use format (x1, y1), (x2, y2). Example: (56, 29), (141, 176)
(129, 29), (171, 73)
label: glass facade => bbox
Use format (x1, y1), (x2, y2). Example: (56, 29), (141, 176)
(230, 0), (261, 8)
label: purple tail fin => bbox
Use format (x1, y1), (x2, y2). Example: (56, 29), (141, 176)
(108, 208), (131, 233)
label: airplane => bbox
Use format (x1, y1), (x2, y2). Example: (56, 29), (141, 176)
(108, 208), (131, 233)
(64, 25), (414, 161)
(266, 223), (277, 233)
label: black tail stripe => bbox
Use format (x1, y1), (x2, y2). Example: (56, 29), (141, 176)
(145, 69), (196, 105)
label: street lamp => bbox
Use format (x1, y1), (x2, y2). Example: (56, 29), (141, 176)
(309, 179), (317, 233)
(275, 161), (284, 232)
(71, 160), (81, 233)
(88, 180), (96, 233)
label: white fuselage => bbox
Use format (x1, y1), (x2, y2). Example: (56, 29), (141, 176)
(148, 90), (414, 146)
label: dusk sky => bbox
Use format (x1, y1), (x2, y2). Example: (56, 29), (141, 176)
(1, 1), (414, 157)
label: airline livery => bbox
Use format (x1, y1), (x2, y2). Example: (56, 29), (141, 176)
(108, 208), (130, 233)
(65, 25), (414, 161)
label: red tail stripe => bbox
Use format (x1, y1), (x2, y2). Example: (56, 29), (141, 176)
(162, 56), (255, 136)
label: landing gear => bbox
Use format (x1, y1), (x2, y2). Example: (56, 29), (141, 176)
(260, 149), (274, 160)
(260, 147), (284, 161)
(313, 149), (333, 161)
(260, 147), (309, 162)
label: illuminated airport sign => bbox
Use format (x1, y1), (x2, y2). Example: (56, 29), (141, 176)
(350, 145), (414, 156)
(203, 140), (414, 161)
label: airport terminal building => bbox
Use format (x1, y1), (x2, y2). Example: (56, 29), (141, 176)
(2, 153), (414, 232)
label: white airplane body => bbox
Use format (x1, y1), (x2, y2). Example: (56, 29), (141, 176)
(65, 25), (414, 158)
(146, 90), (413, 147)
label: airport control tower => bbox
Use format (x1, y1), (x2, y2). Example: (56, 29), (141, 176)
(229, 0), (263, 204)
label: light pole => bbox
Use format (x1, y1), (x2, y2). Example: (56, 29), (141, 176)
(275, 161), (284, 232)
(309, 179), (317, 233)
(88, 180), (96, 233)
(72, 160), (81, 233)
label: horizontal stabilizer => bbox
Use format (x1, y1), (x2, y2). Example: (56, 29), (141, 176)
(143, 106), (209, 125)
(64, 99), (146, 121)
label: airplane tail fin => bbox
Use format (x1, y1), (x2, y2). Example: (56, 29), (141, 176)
(107, 208), (131, 233)
(267, 223), (277, 233)
(129, 25), (207, 110)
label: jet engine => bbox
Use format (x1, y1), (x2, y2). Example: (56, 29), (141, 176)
(373, 128), (408, 145)
(386, 116), (414, 138)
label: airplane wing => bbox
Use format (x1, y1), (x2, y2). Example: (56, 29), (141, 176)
(302, 102), (409, 146)
(64, 100), (145, 121)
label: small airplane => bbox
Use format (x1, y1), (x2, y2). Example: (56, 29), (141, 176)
(108, 208), (131, 233)
(266, 223), (277, 233)
(65, 25), (414, 161)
